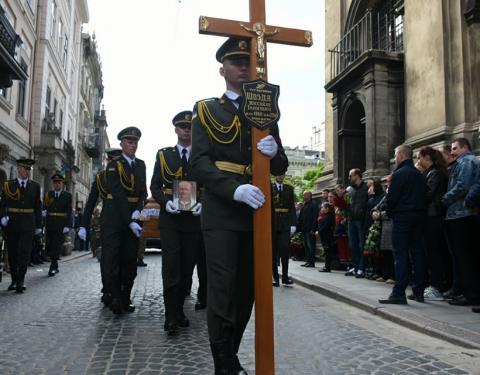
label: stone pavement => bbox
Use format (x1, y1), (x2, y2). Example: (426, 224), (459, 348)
(287, 260), (480, 350)
(0, 253), (478, 374)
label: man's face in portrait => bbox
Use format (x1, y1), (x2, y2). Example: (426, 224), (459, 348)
(179, 181), (192, 202)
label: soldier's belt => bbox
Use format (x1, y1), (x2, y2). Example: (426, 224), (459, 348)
(48, 212), (67, 217)
(275, 208), (289, 213)
(162, 188), (173, 195)
(215, 161), (252, 176)
(106, 194), (139, 203)
(7, 208), (34, 214)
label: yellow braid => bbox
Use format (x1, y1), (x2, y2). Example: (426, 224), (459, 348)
(3, 181), (20, 201)
(117, 161), (134, 191)
(159, 150), (182, 184)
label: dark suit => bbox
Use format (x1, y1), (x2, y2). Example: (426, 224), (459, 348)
(102, 156), (147, 304)
(297, 199), (319, 265)
(272, 183), (296, 283)
(0, 179), (42, 287)
(191, 94), (288, 353)
(44, 190), (72, 268)
(150, 146), (205, 325)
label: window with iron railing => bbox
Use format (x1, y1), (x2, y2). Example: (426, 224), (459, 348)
(329, 0), (404, 79)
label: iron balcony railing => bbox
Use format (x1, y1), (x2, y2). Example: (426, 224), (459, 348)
(329, 8), (404, 79)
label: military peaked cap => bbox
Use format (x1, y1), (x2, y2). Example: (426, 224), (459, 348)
(117, 126), (142, 140)
(51, 171), (65, 181)
(172, 111), (193, 126)
(16, 158), (35, 168)
(105, 148), (122, 159)
(216, 37), (250, 63)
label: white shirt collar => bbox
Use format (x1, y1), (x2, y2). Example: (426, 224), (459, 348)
(122, 153), (135, 165)
(176, 144), (191, 159)
(276, 182), (283, 190)
(17, 178), (28, 186)
(224, 90), (241, 109)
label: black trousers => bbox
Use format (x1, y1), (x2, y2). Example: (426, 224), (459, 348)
(196, 239), (207, 304)
(102, 226), (138, 302)
(203, 229), (254, 355)
(46, 229), (64, 262)
(161, 227), (200, 323)
(272, 230), (290, 282)
(6, 230), (34, 286)
(424, 216), (450, 291)
(446, 217), (480, 302)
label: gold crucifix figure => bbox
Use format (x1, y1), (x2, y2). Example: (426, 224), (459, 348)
(241, 22), (279, 63)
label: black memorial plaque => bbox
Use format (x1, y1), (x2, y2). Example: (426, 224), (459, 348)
(241, 79), (280, 130)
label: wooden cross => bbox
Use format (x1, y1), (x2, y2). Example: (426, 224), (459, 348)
(198, 3), (312, 374)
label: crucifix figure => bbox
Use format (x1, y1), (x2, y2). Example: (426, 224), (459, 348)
(194, 3), (312, 374)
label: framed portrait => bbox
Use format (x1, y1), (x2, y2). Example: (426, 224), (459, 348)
(173, 180), (197, 211)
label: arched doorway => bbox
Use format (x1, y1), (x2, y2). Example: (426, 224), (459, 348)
(338, 99), (366, 184)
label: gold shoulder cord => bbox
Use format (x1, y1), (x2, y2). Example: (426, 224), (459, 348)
(159, 150), (182, 184)
(116, 161), (134, 191)
(197, 101), (241, 144)
(96, 173), (108, 199)
(44, 192), (54, 207)
(4, 181), (20, 201)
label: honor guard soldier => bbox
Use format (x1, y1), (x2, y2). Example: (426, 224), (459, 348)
(103, 127), (147, 314)
(44, 172), (72, 276)
(150, 110), (206, 336)
(0, 159), (42, 293)
(78, 148), (122, 305)
(271, 174), (296, 287)
(190, 38), (288, 374)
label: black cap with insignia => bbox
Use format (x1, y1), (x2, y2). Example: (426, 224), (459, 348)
(105, 148), (122, 159)
(51, 171), (65, 181)
(117, 126), (142, 140)
(216, 37), (250, 63)
(16, 158), (35, 169)
(172, 111), (193, 127)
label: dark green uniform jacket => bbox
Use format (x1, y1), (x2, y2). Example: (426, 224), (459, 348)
(272, 183), (296, 232)
(82, 170), (108, 228)
(150, 146), (201, 232)
(0, 179), (42, 232)
(102, 156), (147, 228)
(44, 190), (72, 231)
(191, 94), (288, 231)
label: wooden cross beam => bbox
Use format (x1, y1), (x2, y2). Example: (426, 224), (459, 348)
(199, 3), (312, 374)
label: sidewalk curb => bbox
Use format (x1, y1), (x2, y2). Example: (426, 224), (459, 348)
(291, 276), (480, 350)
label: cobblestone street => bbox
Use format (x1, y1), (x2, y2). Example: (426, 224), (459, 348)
(0, 253), (478, 375)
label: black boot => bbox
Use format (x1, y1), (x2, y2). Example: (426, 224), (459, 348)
(210, 341), (235, 375)
(234, 355), (248, 375)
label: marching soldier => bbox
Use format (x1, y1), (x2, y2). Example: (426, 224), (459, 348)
(102, 128), (147, 314)
(272, 174), (296, 287)
(43, 172), (72, 276)
(79, 148), (122, 305)
(0, 159), (42, 293)
(150, 110), (206, 336)
(190, 38), (288, 374)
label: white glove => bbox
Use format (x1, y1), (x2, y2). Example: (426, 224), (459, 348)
(191, 202), (202, 216)
(63, 227), (70, 234)
(42, 210), (47, 218)
(233, 184), (265, 209)
(35, 228), (42, 236)
(1, 216), (9, 227)
(129, 222), (142, 238)
(165, 200), (180, 214)
(257, 135), (278, 159)
(131, 210), (141, 220)
(78, 227), (87, 241)
(290, 226), (296, 235)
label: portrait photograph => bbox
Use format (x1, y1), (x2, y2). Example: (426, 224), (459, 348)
(173, 180), (197, 211)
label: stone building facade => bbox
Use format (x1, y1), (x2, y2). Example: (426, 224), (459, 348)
(319, 0), (480, 188)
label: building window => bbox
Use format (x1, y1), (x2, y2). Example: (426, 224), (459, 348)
(53, 98), (57, 120)
(50, 1), (56, 40)
(0, 88), (6, 98)
(62, 35), (68, 68)
(45, 86), (51, 115)
(59, 109), (63, 129)
(16, 60), (27, 118)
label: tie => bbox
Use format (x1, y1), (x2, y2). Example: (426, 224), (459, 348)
(20, 181), (26, 191)
(55, 192), (59, 199)
(130, 160), (135, 170)
(181, 149), (188, 175)
(278, 184), (283, 193)
(234, 96), (244, 109)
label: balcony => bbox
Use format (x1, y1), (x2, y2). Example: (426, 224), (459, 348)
(83, 134), (100, 158)
(328, 7), (404, 81)
(0, 4), (27, 88)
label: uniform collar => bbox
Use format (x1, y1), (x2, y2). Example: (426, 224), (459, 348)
(17, 178), (28, 186)
(122, 153), (136, 166)
(224, 90), (241, 109)
(176, 144), (191, 158)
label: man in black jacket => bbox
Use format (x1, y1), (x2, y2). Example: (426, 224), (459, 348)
(379, 144), (427, 305)
(297, 191), (319, 267)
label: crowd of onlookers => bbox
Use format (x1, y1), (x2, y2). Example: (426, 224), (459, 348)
(296, 138), (480, 314)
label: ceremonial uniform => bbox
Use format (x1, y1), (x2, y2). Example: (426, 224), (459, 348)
(102, 128), (147, 313)
(44, 173), (72, 275)
(150, 110), (206, 335)
(81, 148), (122, 304)
(272, 181), (296, 285)
(191, 67), (288, 372)
(0, 159), (42, 293)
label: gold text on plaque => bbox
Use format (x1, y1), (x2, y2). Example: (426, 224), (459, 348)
(199, 16), (209, 31)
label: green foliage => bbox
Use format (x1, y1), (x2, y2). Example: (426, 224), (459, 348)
(273, 163), (324, 202)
